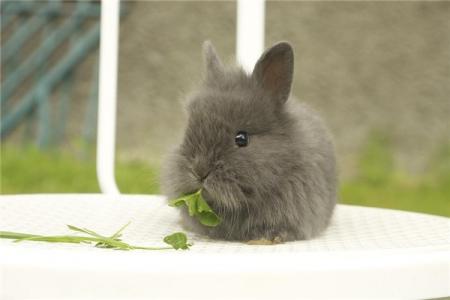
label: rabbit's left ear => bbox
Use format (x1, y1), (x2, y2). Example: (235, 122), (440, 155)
(203, 41), (223, 81)
(252, 42), (294, 105)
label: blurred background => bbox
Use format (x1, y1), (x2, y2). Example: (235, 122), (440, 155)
(1, 1), (449, 217)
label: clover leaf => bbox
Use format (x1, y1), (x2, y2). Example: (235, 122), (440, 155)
(168, 190), (221, 227)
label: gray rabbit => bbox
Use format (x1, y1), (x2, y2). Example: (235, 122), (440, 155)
(162, 41), (337, 243)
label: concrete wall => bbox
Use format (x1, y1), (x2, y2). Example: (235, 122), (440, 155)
(114, 1), (449, 179)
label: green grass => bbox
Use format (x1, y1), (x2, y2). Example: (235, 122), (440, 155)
(1, 138), (449, 217)
(0, 146), (160, 194)
(339, 134), (450, 217)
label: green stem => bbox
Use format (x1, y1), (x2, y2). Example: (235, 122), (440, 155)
(1, 231), (176, 250)
(0, 231), (42, 240)
(131, 246), (174, 251)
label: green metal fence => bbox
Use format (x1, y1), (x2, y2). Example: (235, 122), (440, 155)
(0, 1), (123, 147)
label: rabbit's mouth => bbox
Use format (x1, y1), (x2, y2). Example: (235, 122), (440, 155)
(201, 177), (246, 213)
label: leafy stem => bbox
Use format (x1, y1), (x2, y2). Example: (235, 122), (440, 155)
(0, 223), (191, 251)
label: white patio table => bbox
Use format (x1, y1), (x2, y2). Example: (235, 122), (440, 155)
(1, 194), (449, 299)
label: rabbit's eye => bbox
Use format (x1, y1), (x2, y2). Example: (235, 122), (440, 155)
(235, 131), (248, 147)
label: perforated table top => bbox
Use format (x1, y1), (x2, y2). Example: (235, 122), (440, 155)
(1, 194), (449, 299)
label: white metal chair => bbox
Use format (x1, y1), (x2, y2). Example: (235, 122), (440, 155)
(1, 1), (449, 299)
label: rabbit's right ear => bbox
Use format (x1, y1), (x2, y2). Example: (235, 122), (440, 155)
(202, 41), (223, 81)
(252, 42), (294, 105)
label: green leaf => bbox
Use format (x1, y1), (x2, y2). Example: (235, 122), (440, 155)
(187, 195), (198, 217)
(198, 211), (221, 227)
(195, 194), (221, 226)
(168, 190), (221, 227)
(163, 232), (191, 250)
(168, 197), (186, 207)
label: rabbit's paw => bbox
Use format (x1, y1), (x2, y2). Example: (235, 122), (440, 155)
(246, 236), (284, 245)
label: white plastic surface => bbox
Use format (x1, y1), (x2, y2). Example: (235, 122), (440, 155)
(1, 194), (449, 299)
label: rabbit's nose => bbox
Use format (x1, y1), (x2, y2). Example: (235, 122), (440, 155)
(192, 161), (211, 182)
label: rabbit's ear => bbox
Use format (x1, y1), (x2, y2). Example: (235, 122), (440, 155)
(252, 42), (294, 105)
(203, 41), (223, 81)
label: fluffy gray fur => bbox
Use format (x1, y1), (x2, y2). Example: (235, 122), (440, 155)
(161, 41), (337, 242)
